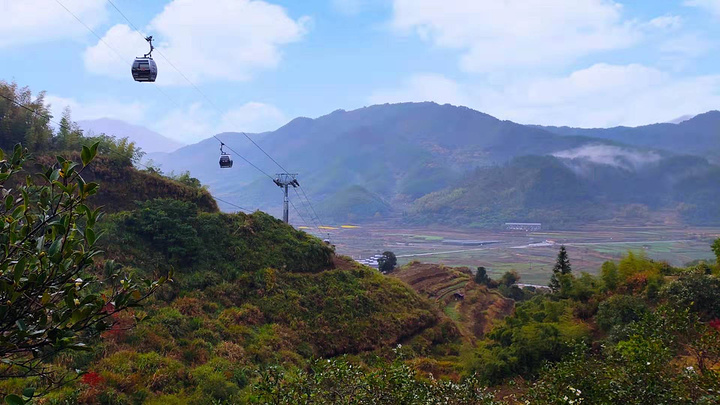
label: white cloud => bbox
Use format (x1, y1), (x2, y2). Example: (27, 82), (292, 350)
(83, 24), (147, 80)
(153, 102), (287, 143)
(0, 0), (107, 48)
(553, 145), (661, 170)
(44, 94), (148, 124)
(332, 0), (364, 15)
(84, 0), (309, 85)
(369, 65), (720, 127)
(391, 0), (652, 72)
(153, 103), (213, 142)
(368, 73), (469, 106)
(659, 32), (713, 60)
(685, 0), (720, 16)
(646, 15), (683, 30)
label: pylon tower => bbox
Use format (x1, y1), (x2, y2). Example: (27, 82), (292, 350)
(273, 173), (299, 223)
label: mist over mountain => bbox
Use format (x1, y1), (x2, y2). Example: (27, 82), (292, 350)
(78, 118), (185, 154)
(411, 153), (720, 228)
(148, 102), (720, 226)
(536, 111), (720, 163)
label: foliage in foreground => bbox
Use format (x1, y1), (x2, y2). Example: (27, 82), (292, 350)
(253, 355), (498, 405)
(0, 144), (165, 400)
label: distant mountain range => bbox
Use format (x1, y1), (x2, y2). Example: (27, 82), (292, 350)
(78, 118), (185, 154)
(129, 102), (720, 227)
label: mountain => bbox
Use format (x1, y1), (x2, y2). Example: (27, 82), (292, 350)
(150, 102), (622, 221)
(536, 111), (720, 163)
(78, 118), (185, 153)
(410, 153), (720, 228)
(144, 102), (720, 226)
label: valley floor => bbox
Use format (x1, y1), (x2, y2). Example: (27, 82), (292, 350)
(326, 221), (720, 285)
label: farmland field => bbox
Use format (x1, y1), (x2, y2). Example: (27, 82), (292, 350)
(321, 221), (720, 285)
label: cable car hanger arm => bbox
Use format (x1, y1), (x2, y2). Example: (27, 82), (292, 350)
(144, 35), (154, 58)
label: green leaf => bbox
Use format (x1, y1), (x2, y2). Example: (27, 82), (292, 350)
(84, 183), (99, 195)
(15, 320), (27, 332)
(85, 228), (96, 246)
(81, 146), (91, 167)
(21, 388), (34, 400)
(4, 394), (24, 405)
(90, 141), (99, 159)
(12, 258), (26, 283)
(48, 237), (62, 258)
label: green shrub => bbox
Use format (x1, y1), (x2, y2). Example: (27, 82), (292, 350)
(596, 295), (649, 333)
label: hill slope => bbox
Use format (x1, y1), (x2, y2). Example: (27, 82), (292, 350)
(46, 197), (461, 403)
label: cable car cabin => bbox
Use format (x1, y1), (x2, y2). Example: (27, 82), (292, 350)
(131, 57), (158, 82)
(219, 154), (233, 168)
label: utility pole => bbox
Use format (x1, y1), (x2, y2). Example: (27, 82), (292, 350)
(273, 173), (299, 223)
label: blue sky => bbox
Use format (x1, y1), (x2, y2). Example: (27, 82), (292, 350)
(1, 0), (719, 144)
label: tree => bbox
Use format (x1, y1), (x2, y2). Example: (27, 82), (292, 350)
(0, 143), (167, 389)
(500, 270), (520, 287)
(0, 81), (53, 152)
(712, 238), (720, 267)
(601, 261), (619, 291)
(549, 245), (572, 292)
(377, 251), (397, 273)
(475, 266), (490, 285)
(55, 107), (82, 151)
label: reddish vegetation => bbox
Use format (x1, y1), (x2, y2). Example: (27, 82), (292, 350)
(81, 371), (104, 387)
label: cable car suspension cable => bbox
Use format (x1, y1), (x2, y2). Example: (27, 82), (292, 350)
(292, 187), (320, 229)
(58, 0), (328, 228)
(105, 0), (292, 173)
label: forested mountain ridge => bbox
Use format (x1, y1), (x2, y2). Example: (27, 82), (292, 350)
(149, 102), (720, 226)
(149, 102), (623, 219)
(411, 154), (720, 228)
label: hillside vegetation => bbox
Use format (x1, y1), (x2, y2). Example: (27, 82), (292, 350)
(29, 200), (457, 404)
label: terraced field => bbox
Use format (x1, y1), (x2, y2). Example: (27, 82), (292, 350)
(392, 262), (514, 340)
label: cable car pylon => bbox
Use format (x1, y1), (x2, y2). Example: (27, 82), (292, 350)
(273, 173), (299, 224)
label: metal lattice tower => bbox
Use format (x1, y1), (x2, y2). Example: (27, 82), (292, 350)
(273, 173), (299, 223)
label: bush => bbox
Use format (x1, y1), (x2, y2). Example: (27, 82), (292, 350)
(663, 274), (720, 320)
(596, 295), (649, 333)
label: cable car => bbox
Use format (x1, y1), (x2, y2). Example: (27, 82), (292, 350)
(219, 143), (233, 168)
(132, 36), (158, 82)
